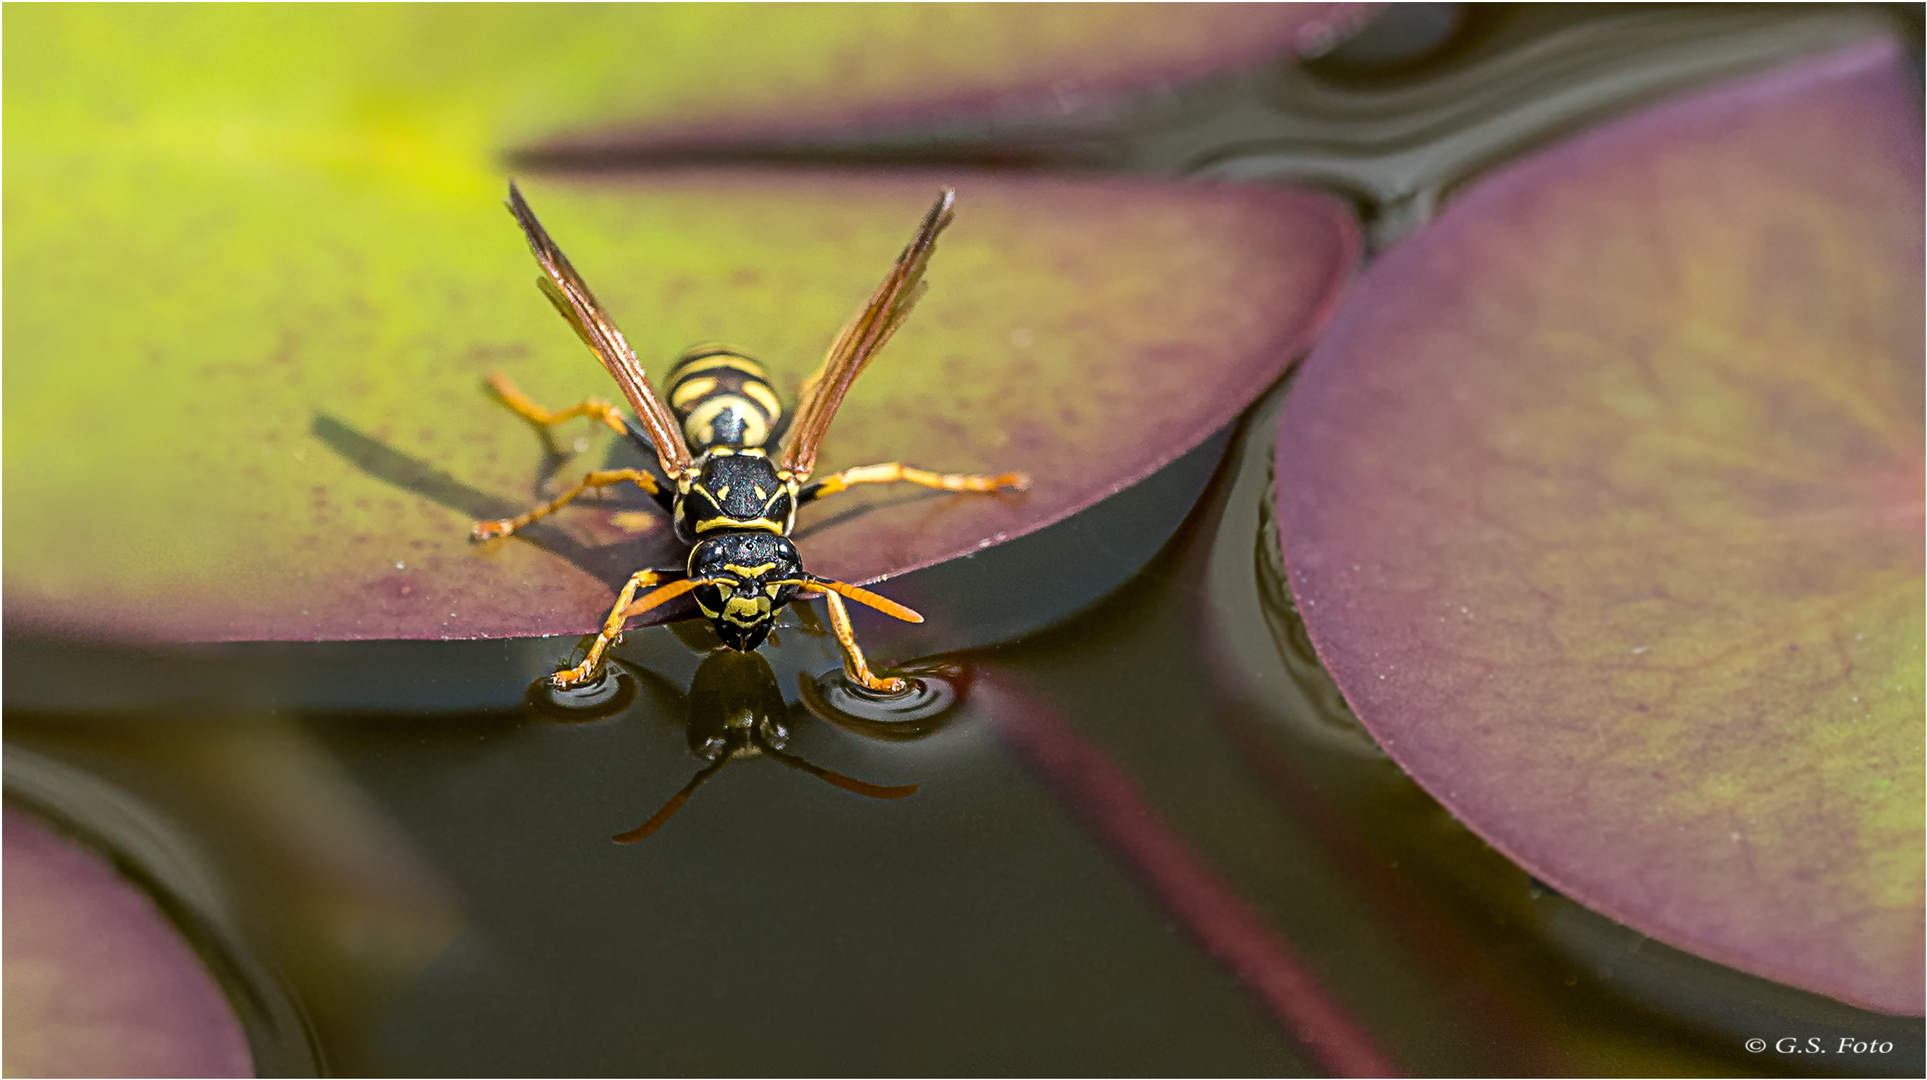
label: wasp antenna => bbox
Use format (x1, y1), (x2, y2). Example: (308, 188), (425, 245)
(805, 577), (924, 624)
(618, 577), (724, 620)
(758, 741), (918, 800)
(613, 754), (732, 844)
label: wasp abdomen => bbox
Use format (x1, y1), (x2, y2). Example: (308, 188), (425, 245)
(666, 346), (786, 451)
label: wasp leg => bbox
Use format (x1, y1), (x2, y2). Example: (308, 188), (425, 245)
(798, 462), (1029, 504)
(487, 370), (630, 438)
(553, 568), (680, 688)
(473, 469), (662, 540)
(819, 589), (908, 694)
(490, 371), (677, 514)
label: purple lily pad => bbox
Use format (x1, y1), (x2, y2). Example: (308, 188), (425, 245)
(1275, 42), (1923, 1014)
(3, 807), (253, 1076)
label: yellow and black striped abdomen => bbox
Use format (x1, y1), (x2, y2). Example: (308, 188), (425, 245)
(666, 346), (786, 452)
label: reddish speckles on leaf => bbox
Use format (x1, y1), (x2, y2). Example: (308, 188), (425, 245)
(1275, 42), (1923, 1014)
(11, 174), (1358, 643)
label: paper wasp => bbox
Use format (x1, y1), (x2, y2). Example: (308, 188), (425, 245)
(475, 184), (1027, 692)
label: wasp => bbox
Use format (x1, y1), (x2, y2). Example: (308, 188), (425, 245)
(474, 184), (1027, 692)
(609, 650), (923, 844)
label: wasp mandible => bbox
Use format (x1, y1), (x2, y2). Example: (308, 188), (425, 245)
(474, 185), (1028, 692)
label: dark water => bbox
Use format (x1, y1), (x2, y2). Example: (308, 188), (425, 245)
(8, 5), (1925, 1076)
(10, 382), (1922, 1076)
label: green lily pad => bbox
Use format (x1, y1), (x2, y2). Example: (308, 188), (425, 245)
(2, 4), (1370, 153)
(3, 806), (254, 1077)
(1275, 41), (1922, 1013)
(4, 6), (1361, 643)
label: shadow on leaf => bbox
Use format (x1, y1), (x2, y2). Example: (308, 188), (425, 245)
(310, 413), (682, 607)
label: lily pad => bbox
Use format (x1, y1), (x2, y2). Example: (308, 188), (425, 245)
(3, 7), (1361, 645)
(1274, 41), (1922, 1013)
(2, 5), (1369, 152)
(8, 172), (1354, 644)
(3, 806), (254, 1077)
(527, 4), (1378, 151)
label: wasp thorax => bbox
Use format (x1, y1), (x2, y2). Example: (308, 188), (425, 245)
(687, 533), (805, 651)
(673, 447), (798, 545)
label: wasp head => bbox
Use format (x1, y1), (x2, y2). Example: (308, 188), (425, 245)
(686, 533), (805, 651)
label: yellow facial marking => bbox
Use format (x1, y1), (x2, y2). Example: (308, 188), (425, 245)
(713, 484), (730, 499)
(723, 593), (773, 625)
(752, 484), (767, 501)
(723, 562), (778, 578)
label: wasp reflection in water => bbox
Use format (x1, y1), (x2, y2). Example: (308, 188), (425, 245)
(535, 649), (965, 843)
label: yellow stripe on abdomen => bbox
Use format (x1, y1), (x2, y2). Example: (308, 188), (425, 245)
(669, 347), (770, 380)
(683, 394), (771, 449)
(666, 346), (786, 451)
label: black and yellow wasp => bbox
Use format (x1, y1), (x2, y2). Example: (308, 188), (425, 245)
(474, 184), (1027, 692)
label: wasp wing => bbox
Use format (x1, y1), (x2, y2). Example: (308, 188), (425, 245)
(506, 183), (693, 479)
(780, 189), (956, 480)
